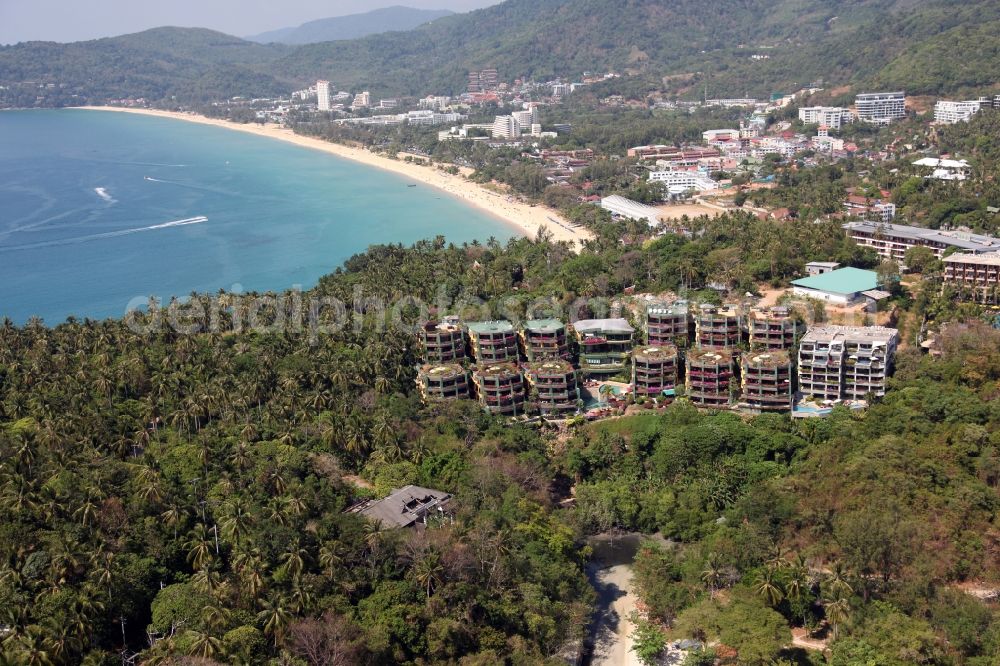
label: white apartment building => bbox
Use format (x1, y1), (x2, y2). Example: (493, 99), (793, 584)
(316, 80), (331, 111)
(512, 106), (539, 128)
(491, 115), (521, 139)
(855, 92), (906, 125)
(798, 106), (852, 129)
(934, 99), (983, 124)
(648, 170), (719, 194)
(352, 91), (371, 108)
(419, 95), (452, 111)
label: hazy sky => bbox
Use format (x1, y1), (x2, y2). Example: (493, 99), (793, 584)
(0, 0), (499, 44)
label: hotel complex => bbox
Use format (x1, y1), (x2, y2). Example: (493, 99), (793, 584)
(844, 221), (1000, 262)
(855, 92), (906, 124)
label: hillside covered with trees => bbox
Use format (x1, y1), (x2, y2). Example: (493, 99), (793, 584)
(3, 0), (1000, 106)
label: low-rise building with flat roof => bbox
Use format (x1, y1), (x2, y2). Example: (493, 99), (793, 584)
(790, 267), (881, 305)
(345, 485), (452, 529)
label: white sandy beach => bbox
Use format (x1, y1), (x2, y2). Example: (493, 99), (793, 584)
(77, 106), (592, 249)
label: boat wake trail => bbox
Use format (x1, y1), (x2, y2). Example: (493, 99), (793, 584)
(94, 187), (116, 203)
(0, 216), (208, 252)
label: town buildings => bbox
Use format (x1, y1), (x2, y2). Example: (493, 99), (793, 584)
(844, 221), (1000, 261)
(943, 252), (1000, 304)
(520, 319), (571, 361)
(912, 157), (971, 181)
(934, 99), (985, 124)
(573, 318), (634, 378)
(806, 262), (841, 277)
(316, 80), (331, 111)
(632, 344), (678, 399)
(417, 364), (471, 401)
(843, 195), (896, 222)
(467, 321), (519, 364)
(645, 301), (690, 348)
(686, 348), (735, 408)
(797, 326), (898, 401)
(600, 195), (662, 226)
(798, 106), (852, 129)
(747, 306), (798, 351)
(855, 92), (906, 124)
(741, 350), (794, 412)
(694, 304), (741, 349)
(790, 267), (882, 305)
(352, 91), (370, 108)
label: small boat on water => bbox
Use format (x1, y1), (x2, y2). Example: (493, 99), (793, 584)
(407, 184), (417, 187)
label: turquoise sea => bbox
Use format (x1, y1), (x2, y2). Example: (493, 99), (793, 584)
(0, 109), (515, 324)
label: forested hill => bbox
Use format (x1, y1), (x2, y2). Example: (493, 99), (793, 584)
(2, 0), (1000, 106)
(245, 6), (455, 45)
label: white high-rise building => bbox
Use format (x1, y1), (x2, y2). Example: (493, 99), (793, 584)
(855, 92), (906, 125)
(491, 115), (521, 139)
(798, 106), (852, 129)
(316, 80), (331, 111)
(934, 99), (983, 124)
(512, 105), (539, 128)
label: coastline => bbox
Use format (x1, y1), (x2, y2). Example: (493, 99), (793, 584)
(75, 106), (592, 249)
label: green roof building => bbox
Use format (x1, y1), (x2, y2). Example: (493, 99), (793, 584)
(790, 267), (881, 305)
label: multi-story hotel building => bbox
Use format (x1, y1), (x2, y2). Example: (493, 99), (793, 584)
(797, 326), (898, 401)
(421, 318), (466, 364)
(525, 359), (580, 415)
(695, 304), (742, 349)
(316, 80), (331, 111)
(747, 306), (798, 351)
(645, 301), (690, 348)
(844, 222), (1000, 262)
(933, 99), (984, 124)
(473, 363), (526, 416)
(798, 106), (852, 129)
(520, 319), (570, 361)
(417, 364), (471, 402)
(855, 92), (906, 125)
(741, 351), (793, 412)
(632, 344), (679, 399)
(467, 321), (519, 364)
(686, 348), (735, 408)
(573, 318), (634, 378)
(943, 252), (1000, 304)
(648, 169), (719, 193)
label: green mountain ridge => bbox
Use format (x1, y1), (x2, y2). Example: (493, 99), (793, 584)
(246, 6), (456, 45)
(1, 0), (998, 106)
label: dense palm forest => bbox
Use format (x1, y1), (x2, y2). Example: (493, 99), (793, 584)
(1, 216), (998, 664)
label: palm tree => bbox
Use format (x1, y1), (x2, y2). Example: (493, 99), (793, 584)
(187, 630), (223, 658)
(257, 596), (292, 646)
(753, 568), (785, 607)
(700, 553), (724, 598)
(824, 595), (851, 639)
(413, 550), (444, 599)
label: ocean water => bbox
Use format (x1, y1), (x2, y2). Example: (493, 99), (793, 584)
(0, 109), (514, 324)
